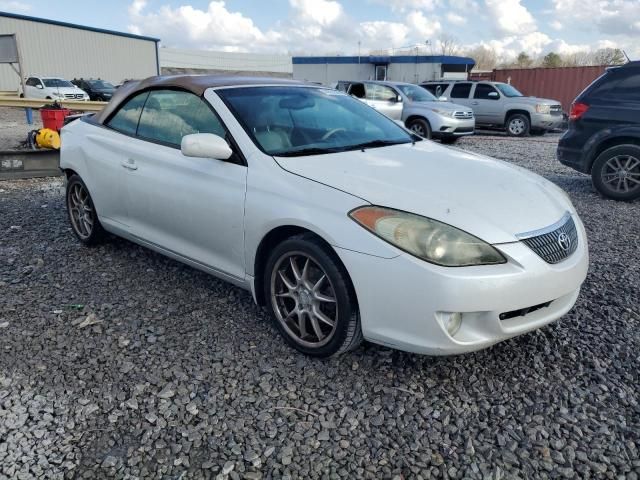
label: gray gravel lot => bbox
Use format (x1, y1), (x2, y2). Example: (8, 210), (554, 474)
(0, 108), (43, 150)
(0, 133), (638, 479)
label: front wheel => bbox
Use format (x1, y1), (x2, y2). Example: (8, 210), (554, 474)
(506, 114), (530, 137)
(264, 234), (362, 357)
(407, 118), (432, 139)
(591, 144), (640, 201)
(66, 175), (106, 245)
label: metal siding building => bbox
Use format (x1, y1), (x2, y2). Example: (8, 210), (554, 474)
(292, 55), (475, 85)
(0, 12), (159, 91)
(160, 47), (292, 78)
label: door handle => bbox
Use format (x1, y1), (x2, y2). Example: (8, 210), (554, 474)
(471, 101), (479, 105)
(121, 159), (138, 171)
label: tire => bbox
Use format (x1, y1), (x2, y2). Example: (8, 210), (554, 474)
(407, 118), (432, 139)
(263, 233), (363, 357)
(66, 175), (106, 245)
(591, 144), (640, 201)
(506, 113), (530, 137)
(440, 136), (459, 145)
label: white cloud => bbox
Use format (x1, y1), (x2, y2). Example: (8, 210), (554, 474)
(290, 0), (342, 26)
(485, 0), (537, 35)
(406, 10), (442, 38)
(549, 20), (563, 31)
(0, 0), (31, 12)
(446, 12), (467, 25)
(381, 0), (440, 12)
(553, 0), (640, 35)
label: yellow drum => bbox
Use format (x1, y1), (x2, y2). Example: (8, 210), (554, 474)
(35, 128), (61, 150)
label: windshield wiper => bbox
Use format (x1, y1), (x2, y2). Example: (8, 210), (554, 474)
(274, 146), (343, 157)
(346, 139), (414, 151)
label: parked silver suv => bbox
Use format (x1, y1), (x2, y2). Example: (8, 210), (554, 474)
(421, 81), (563, 137)
(336, 80), (475, 144)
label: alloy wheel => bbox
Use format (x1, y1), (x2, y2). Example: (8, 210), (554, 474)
(508, 118), (525, 135)
(601, 154), (640, 194)
(68, 182), (95, 239)
(270, 252), (339, 348)
(410, 124), (425, 136)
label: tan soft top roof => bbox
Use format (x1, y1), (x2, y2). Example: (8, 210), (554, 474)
(95, 75), (306, 124)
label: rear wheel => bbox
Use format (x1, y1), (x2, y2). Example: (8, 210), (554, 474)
(264, 234), (362, 357)
(591, 144), (640, 201)
(506, 114), (530, 137)
(66, 175), (105, 245)
(407, 118), (432, 139)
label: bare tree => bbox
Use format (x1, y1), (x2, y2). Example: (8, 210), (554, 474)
(437, 34), (461, 56)
(592, 48), (625, 65)
(464, 45), (498, 70)
(515, 52), (533, 68)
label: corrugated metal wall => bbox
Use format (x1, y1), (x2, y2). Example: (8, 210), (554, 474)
(160, 48), (292, 75)
(490, 66), (607, 113)
(0, 16), (158, 91)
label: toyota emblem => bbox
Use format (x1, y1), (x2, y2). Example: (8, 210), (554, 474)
(557, 232), (571, 251)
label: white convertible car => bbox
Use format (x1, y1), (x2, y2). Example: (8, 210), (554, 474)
(60, 76), (589, 357)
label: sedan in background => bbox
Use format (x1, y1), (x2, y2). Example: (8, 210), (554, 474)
(60, 76), (588, 357)
(71, 78), (116, 102)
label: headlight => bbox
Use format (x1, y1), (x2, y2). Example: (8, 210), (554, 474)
(535, 104), (551, 114)
(430, 108), (455, 118)
(349, 206), (506, 267)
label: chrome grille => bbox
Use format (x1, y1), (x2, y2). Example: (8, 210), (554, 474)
(550, 105), (562, 116)
(453, 111), (474, 119)
(517, 213), (578, 264)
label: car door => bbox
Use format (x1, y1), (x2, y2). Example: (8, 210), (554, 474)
(364, 84), (403, 120)
(448, 82), (473, 108)
(470, 83), (502, 125)
(25, 77), (43, 98)
(122, 89), (247, 280)
(88, 91), (150, 228)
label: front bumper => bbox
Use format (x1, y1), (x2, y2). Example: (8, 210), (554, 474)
(531, 112), (563, 130)
(430, 115), (475, 138)
(336, 215), (588, 355)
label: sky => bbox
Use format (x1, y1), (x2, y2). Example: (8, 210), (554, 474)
(2, 0), (639, 60)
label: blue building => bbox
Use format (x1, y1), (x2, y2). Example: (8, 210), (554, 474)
(292, 55), (476, 85)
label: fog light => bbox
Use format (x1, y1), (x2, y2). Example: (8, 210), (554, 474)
(444, 312), (462, 337)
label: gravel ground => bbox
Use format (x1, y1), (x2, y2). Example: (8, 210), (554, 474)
(0, 107), (43, 150)
(0, 133), (638, 479)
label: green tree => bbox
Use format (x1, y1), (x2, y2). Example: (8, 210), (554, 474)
(516, 52), (533, 68)
(542, 52), (562, 68)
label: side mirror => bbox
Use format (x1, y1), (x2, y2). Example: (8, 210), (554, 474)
(438, 96), (448, 101)
(395, 94), (402, 103)
(488, 91), (499, 99)
(181, 133), (232, 160)
(36, 84), (44, 89)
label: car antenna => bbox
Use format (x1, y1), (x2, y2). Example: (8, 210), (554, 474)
(622, 50), (630, 64)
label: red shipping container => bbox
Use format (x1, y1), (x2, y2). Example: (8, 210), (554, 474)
(490, 66), (607, 113)
(40, 108), (71, 131)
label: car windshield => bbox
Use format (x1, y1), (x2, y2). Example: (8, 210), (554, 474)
(87, 80), (115, 89)
(495, 83), (524, 97)
(42, 79), (74, 88)
(396, 84), (437, 102)
(218, 86), (417, 156)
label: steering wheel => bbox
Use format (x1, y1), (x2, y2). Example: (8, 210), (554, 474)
(321, 128), (347, 142)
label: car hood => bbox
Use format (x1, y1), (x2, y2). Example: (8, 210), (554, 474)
(409, 100), (472, 112)
(516, 96), (560, 105)
(49, 87), (85, 94)
(274, 141), (571, 244)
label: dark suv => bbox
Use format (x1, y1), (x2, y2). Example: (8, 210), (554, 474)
(558, 61), (640, 201)
(71, 78), (116, 102)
